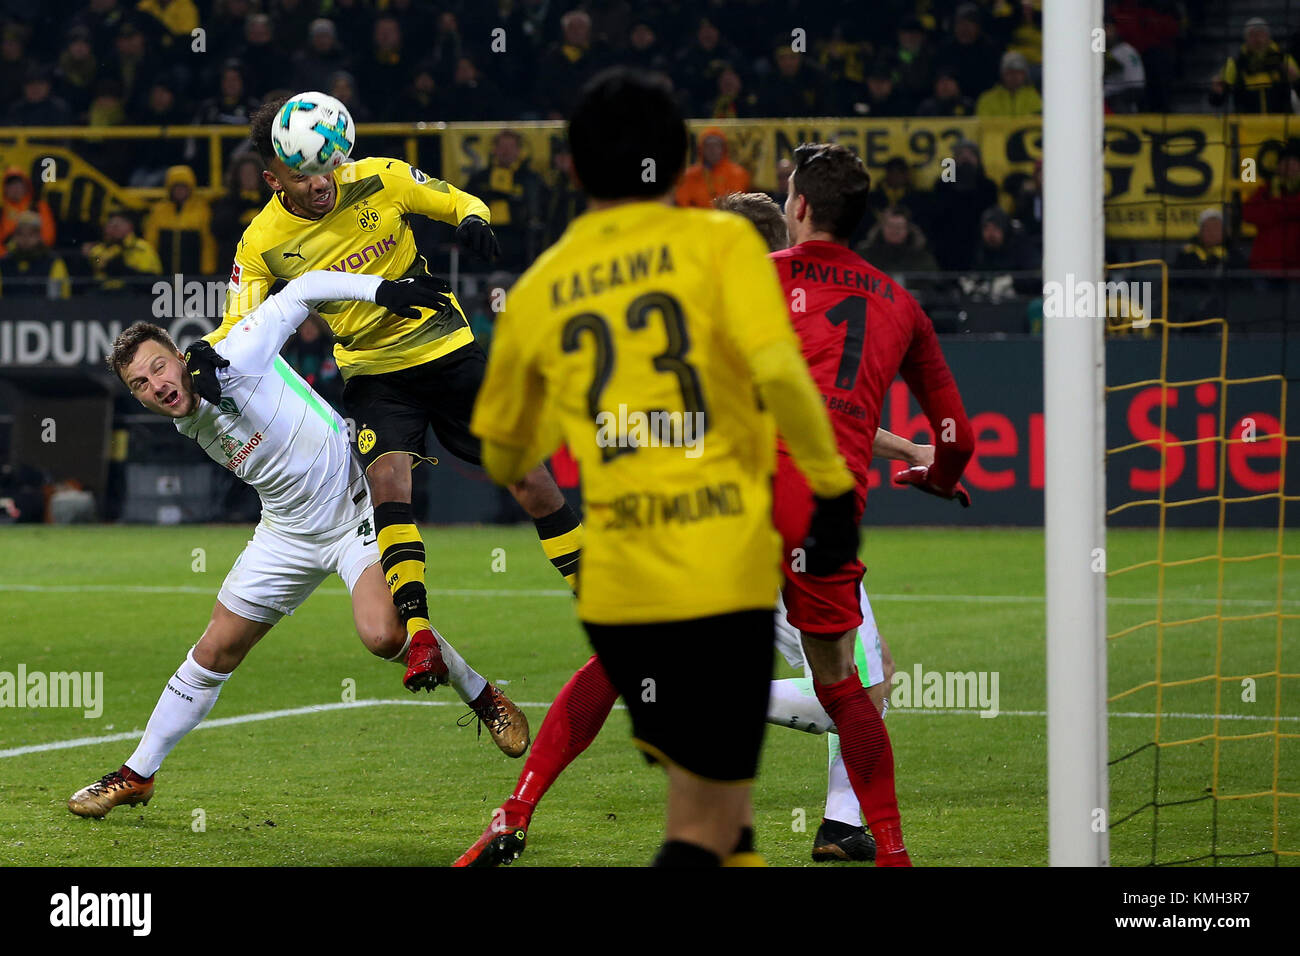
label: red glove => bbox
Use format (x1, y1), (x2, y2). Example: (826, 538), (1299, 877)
(892, 465), (971, 508)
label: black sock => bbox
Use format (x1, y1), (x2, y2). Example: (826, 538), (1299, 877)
(733, 826), (755, 855)
(652, 840), (721, 867)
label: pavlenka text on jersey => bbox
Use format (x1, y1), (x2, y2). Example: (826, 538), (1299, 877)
(596, 481), (745, 530)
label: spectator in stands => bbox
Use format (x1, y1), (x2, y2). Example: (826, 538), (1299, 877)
(56, 25), (98, 120)
(929, 138), (998, 271)
(537, 9), (602, 118)
(144, 165), (216, 276)
(208, 0), (255, 58)
(868, 157), (923, 223)
(280, 313), (344, 411)
(357, 16), (414, 120)
(104, 21), (154, 115)
(0, 23), (28, 106)
(85, 79), (132, 184)
(1173, 208), (1245, 273)
(545, 142), (586, 247)
(917, 67), (974, 116)
(135, 0), (200, 64)
(328, 0), (376, 47)
(856, 62), (914, 116)
(6, 64), (73, 126)
(758, 44), (835, 116)
(0, 167), (57, 253)
(1110, 0), (1181, 112)
(0, 211), (70, 299)
(427, 11), (465, 86)
(274, 0), (319, 55)
(467, 130), (549, 271)
(441, 55), (511, 122)
(240, 13), (294, 97)
(817, 22), (872, 112)
(1011, 159), (1044, 250)
(328, 70), (372, 123)
(1210, 17), (1300, 115)
(293, 18), (351, 95)
(129, 77), (191, 185)
(1242, 142), (1300, 275)
(889, 17), (935, 102)
(966, 206), (1037, 300)
(1171, 208), (1247, 323)
(74, 0), (128, 58)
(211, 153), (270, 270)
(855, 206), (939, 282)
(704, 65), (757, 119)
(936, 3), (1000, 100)
(768, 158), (794, 207)
(625, 20), (669, 74)
(674, 126), (751, 208)
(975, 51), (1041, 116)
(193, 59), (259, 127)
(1103, 15), (1146, 113)
(83, 210), (163, 292)
(398, 63), (442, 121)
(676, 18), (743, 113)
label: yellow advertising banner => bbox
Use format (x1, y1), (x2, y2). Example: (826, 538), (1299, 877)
(440, 114), (1300, 240)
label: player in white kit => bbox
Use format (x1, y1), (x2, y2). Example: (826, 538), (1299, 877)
(69, 271), (528, 819)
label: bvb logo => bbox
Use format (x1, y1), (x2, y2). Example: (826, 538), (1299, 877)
(357, 207), (380, 232)
(358, 427), (377, 454)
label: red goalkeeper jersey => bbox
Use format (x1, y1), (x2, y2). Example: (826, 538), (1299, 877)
(769, 239), (973, 492)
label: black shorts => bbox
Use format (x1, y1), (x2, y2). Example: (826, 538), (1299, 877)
(584, 608), (774, 783)
(342, 343), (486, 470)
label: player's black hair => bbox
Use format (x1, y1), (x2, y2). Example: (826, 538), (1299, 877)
(790, 142), (871, 240)
(249, 94), (291, 168)
(567, 67), (687, 200)
(106, 321), (180, 383)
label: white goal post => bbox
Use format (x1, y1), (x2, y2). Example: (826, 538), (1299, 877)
(1043, 0), (1109, 866)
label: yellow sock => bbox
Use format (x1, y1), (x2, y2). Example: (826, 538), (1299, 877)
(374, 503), (431, 639)
(722, 852), (767, 867)
(534, 504), (583, 593)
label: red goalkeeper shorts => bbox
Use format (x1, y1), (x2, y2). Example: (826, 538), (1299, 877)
(771, 453), (866, 637)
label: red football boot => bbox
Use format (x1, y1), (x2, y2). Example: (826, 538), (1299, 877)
(452, 803), (531, 867)
(403, 629), (449, 692)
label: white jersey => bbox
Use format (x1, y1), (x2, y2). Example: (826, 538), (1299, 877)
(176, 271), (384, 535)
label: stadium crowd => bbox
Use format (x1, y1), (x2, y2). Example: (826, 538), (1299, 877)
(0, 0), (1296, 337)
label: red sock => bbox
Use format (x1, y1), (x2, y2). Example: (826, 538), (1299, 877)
(501, 655), (618, 826)
(814, 668), (911, 865)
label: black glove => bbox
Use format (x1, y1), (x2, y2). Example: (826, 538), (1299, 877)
(802, 490), (860, 576)
(455, 215), (500, 263)
(184, 339), (229, 406)
(374, 275), (452, 319)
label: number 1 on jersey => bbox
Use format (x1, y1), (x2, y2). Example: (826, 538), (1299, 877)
(825, 295), (867, 390)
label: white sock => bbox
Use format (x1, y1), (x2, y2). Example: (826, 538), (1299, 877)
(386, 627), (487, 705)
(823, 734), (861, 826)
(767, 677), (834, 734)
(125, 649), (230, 778)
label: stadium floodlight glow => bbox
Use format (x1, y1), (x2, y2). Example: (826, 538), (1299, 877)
(1043, 0), (1109, 866)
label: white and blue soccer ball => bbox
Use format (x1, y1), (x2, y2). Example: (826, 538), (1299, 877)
(271, 92), (356, 175)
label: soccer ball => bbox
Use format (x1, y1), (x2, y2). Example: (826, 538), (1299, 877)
(271, 93), (356, 176)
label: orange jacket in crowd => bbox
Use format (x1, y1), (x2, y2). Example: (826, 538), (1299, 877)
(0, 167), (57, 254)
(674, 126), (752, 208)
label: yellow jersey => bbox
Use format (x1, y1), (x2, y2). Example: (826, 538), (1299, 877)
(207, 156), (490, 379)
(472, 202), (825, 625)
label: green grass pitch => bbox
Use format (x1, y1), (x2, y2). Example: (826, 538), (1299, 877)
(0, 524), (1294, 866)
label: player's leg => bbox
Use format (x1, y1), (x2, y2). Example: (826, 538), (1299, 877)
(343, 368), (448, 692)
(342, 540), (530, 758)
(421, 342), (584, 592)
(589, 609), (772, 867)
(453, 654), (618, 866)
(68, 600), (272, 818)
(800, 628), (910, 867)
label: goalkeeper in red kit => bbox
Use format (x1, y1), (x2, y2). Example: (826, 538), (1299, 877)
(766, 142), (974, 864)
